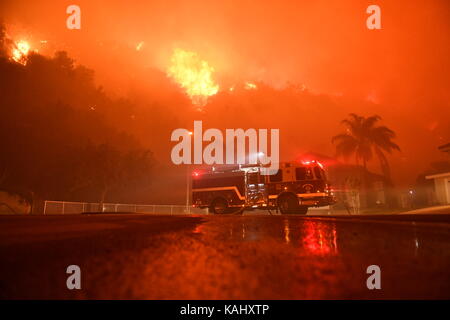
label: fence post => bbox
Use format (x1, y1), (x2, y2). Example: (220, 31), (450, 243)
(62, 202), (65, 215)
(43, 201), (47, 215)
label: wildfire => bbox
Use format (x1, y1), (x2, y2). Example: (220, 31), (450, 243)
(167, 48), (219, 106)
(245, 81), (257, 90)
(136, 41), (144, 51)
(11, 40), (31, 65)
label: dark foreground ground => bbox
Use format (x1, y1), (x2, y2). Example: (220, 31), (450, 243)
(1, 213), (450, 299)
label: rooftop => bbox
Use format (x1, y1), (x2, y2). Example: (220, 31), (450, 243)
(438, 142), (450, 152)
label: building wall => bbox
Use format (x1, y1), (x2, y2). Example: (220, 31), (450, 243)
(433, 176), (450, 205)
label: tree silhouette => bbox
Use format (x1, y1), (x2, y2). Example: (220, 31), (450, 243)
(0, 22), (7, 59)
(0, 27), (155, 211)
(332, 113), (400, 182)
(72, 144), (154, 209)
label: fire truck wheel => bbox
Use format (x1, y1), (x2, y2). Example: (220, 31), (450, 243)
(296, 205), (308, 215)
(278, 194), (299, 214)
(210, 198), (228, 214)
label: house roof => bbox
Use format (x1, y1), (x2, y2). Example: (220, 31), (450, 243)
(438, 142), (450, 152)
(426, 172), (450, 179)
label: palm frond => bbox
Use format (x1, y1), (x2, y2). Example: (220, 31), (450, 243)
(333, 113), (400, 169)
(331, 133), (352, 144)
(371, 126), (400, 152)
(341, 114), (364, 137)
(333, 134), (358, 159)
(363, 115), (381, 131)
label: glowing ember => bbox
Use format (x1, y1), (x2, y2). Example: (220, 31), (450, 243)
(11, 40), (31, 65)
(245, 81), (257, 90)
(136, 41), (144, 51)
(167, 48), (219, 106)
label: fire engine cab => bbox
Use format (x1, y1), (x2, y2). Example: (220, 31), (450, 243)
(192, 161), (335, 214)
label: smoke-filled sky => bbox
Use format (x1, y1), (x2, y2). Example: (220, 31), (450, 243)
(1, 0), (450, 186)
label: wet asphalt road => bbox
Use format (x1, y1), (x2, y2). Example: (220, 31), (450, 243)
(1, 213), (450, 299)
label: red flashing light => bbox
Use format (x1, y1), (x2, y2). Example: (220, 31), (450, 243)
(301, 159), (324, 169)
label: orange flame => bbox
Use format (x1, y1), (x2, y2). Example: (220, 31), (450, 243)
(167, 48), (219, 106)
(136, 41), (144, 51)
(245, 81), (257, 90)
(11, 40), (31, 65)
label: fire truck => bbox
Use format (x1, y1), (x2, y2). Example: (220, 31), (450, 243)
(192, 161), (335, 214)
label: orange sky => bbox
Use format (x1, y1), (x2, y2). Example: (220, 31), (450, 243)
(1, 0), (449, 186)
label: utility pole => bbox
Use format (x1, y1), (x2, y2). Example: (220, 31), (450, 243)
(186, 164), (190, 214)
(186, 131), (193, 214)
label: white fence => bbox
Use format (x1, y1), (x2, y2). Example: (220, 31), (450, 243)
(43, 200), (209, 215)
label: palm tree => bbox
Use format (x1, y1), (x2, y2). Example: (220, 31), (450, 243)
(332, 113), (400, 182)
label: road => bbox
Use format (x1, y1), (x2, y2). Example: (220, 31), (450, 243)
(1, 212), (450, 299)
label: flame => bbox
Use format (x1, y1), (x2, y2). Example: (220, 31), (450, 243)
(136, 41), (144, 51)
(245, 81), (257, 90)
(11, 40), (31, 65)
(167, 48), (219, 106)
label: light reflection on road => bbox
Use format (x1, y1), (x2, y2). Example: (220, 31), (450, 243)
(283, 219), (290, 244)
(205, 216), (340, 256)
(1, 214), (449, 299)
(301, 220), (338, 255)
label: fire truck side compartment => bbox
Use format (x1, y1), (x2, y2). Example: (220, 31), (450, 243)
(192, 171), (246, 208)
